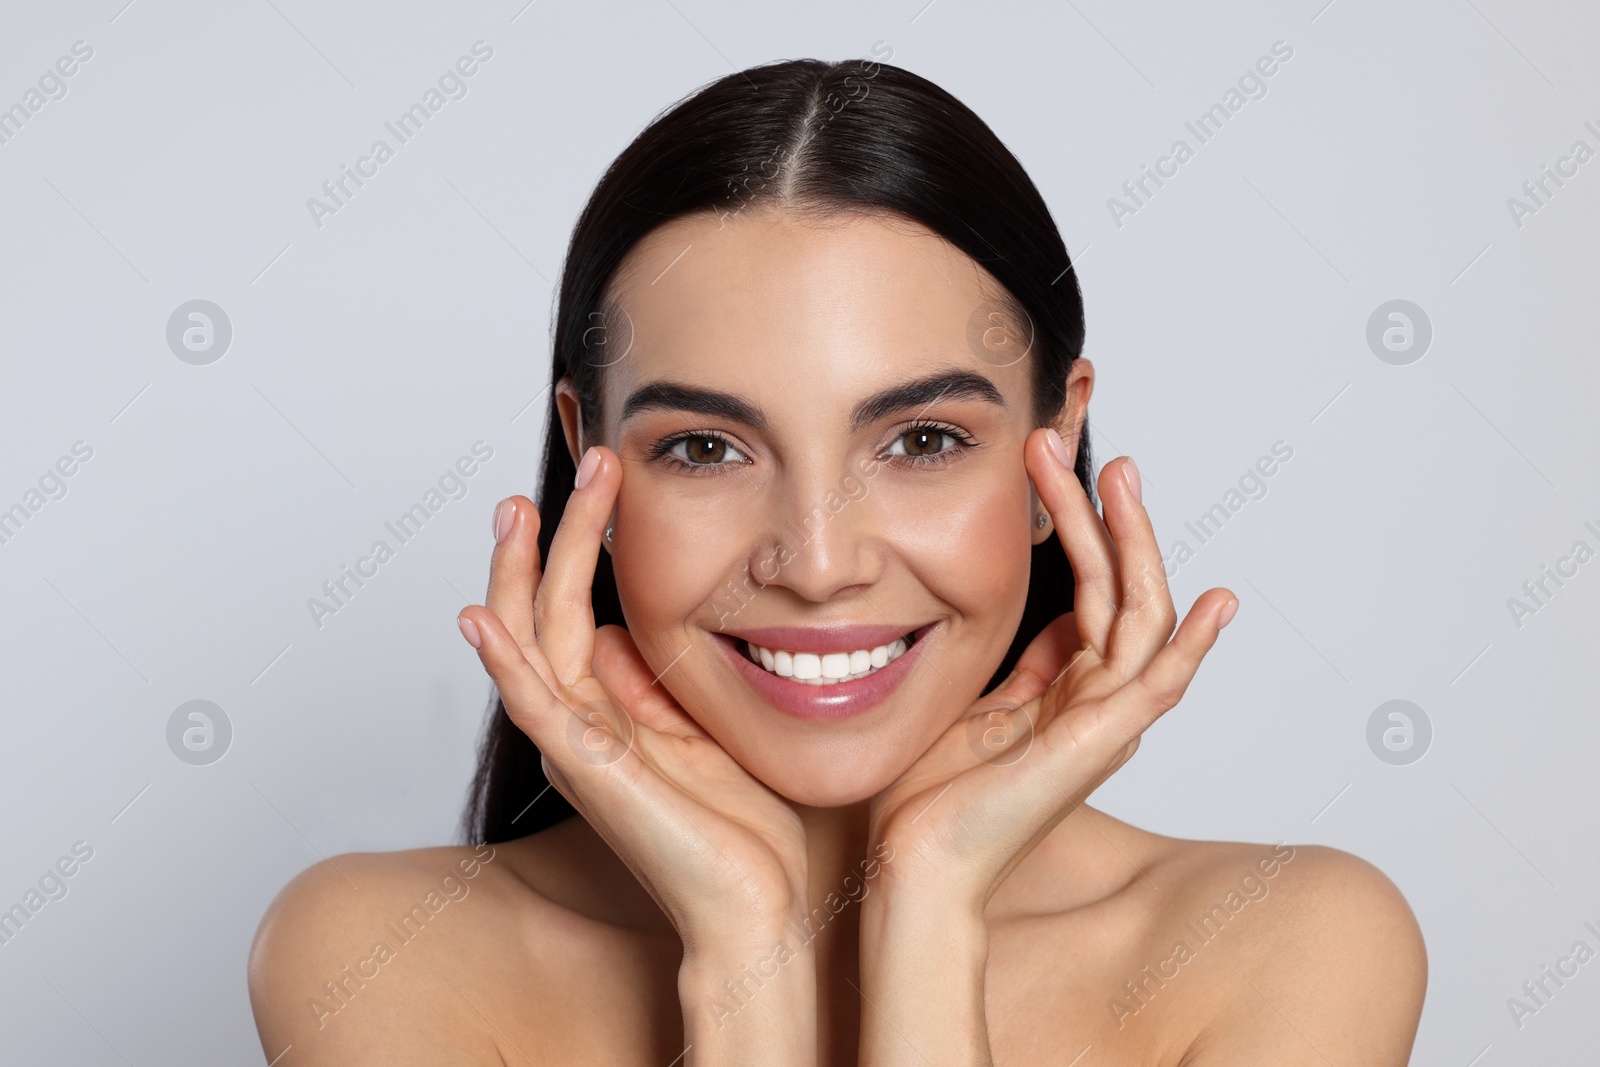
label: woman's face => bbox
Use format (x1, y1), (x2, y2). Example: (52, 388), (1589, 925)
(561, 207), (1090, 807)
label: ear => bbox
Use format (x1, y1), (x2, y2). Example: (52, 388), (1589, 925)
(1055, 357), (1094, 461)
(554, 377), (585, 468)
(556, 377), (618, 554)
(1030, 357), (1095, 545)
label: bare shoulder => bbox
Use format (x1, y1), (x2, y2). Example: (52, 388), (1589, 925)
(248, 824), (680, 1065)
(1153, 838), (1427, 1065)
(247, 842), (530, 1065)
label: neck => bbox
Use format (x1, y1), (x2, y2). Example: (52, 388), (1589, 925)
(788, 800), (876, 1064)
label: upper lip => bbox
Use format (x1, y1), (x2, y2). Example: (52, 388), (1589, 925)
(718, 623), (927, 656)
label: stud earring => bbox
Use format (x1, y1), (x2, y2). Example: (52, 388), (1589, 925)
(1036, 512), (1049, 529)
(604, 526), (614, 543)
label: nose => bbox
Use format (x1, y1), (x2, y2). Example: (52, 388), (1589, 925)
(747, 465), (884, 603)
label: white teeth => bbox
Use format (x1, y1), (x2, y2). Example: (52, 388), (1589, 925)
(742, 634), (915, 684)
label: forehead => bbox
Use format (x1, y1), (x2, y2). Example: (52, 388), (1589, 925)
(596, 208), (1032, 421)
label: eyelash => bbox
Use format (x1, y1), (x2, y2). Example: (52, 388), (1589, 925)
(647, 422), (979, 475)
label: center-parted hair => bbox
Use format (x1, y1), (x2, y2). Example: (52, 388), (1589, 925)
(464, 56), (1093, 845)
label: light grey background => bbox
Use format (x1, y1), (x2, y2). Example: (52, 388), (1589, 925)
(2, 0), (1596, 1062)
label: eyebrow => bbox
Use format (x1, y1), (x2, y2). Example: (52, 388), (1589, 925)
(619, 369), (1007, 434)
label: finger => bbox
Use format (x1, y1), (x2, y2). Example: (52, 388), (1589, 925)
(1097, 457), (1178, 679)
(458, 602), (565, 753)
(986, 613), (1085, 709)
(534, 446), (620, 687)
(485, 495), (543, 657)
(1014, 612), (1087, 689)
(1026, 428), (1119, 656)
(592, 625), (703, 735)
(1099, 588), (1235, 742)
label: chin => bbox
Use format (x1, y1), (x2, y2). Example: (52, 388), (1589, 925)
(732, 741), (916, 808)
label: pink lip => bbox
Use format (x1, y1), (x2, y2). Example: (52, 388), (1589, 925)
(713, 625), (933, 722)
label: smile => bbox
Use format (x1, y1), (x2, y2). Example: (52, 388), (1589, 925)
(739, 634), (912, 685)
(714, 623), (935, 721)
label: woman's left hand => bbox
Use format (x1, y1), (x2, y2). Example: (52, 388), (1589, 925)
(865, 428), (1239, 917)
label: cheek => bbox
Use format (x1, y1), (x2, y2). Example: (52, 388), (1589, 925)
(608, 478), (748, 640)
(890, 471), (1033, 612)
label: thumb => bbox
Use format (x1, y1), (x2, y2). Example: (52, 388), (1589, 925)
(987, 613), (1084, 708)
(592, 625), (702, 735)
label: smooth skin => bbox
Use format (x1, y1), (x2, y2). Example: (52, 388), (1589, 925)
(249, 209), (1426, 1066)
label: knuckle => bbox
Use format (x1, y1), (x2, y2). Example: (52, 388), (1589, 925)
(1155, 602), (1179, 637)
(1136, 673), (1183, 714)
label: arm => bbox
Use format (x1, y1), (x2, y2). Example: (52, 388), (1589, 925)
(857, 892), (991, 1067)
(678, 931), (819, 1067)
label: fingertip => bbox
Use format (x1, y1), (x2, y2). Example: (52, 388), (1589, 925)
(1217, 595), (1240, 630)
(513, 494), (540, 531)
(492, 498), (513, 543)
(457, 612), (483, 649)
(1121, 457), (1142, 504)
(1043, 427), (1073, 469)
(574, 447), (600, 489)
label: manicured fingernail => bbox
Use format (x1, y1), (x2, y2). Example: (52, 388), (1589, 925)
(457, 615), (482, 648)
(1122, 458), (1142, 503)
(575, 447), (600, 490)
(1218, 597), (1239, 629)
(493, 499), (514, 543)
(1044, 428), (1072, 468)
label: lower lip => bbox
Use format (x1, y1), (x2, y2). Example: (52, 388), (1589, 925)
(715, 628), (931, 722)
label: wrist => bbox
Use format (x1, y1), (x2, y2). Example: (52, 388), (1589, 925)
(857, 890), (992, 1062)
(862, 892), (988, 958)
(678, 931), (815, 991)
(679, 939), (817, 1064)
(863, 872), (988, 937)
(678, 912), (807, 964)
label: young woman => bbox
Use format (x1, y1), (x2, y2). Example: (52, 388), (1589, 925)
(250, 57), (1426, 1065)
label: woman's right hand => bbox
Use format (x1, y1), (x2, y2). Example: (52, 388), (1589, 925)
(456, 446), (810, 958)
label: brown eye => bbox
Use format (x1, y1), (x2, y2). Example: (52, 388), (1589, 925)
(898, 428), (945, 457)
(685, 436), (726, 463)
(884, 424), (975, 465)
(665, 434), (749, 467)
